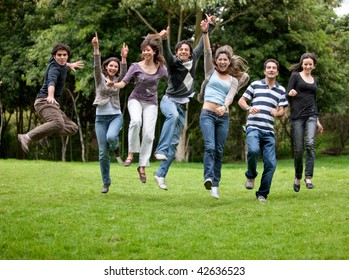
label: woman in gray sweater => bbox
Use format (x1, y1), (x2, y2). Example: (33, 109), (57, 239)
(92, 33), (128, 194)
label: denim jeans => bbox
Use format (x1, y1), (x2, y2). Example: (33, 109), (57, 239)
(155, 95), (186, 178)
(291, 116), (317, 180)
(200, 109), (229, 187)
(95, 114), (123, 185)
(245, 128), (276, 198)
(127, 99), (158, 167)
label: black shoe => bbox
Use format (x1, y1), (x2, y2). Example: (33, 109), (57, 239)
(304, 179), (314, 189)
(293, 183), (300, 192)
(204, 178), (213, 190)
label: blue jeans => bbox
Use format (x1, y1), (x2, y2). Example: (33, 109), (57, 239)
(291, 116), (317, 180)
(200, 109), (229, 187)
(245, 128), (276, 198)
(155, 95), (186, 178)
(95, 114), (123, 185)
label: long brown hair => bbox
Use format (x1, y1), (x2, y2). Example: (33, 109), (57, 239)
(289, 53), (317, 72)
(140, 34), (165, 66)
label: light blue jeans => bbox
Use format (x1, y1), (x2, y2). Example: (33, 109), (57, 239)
(200, 109), (229, 187)
(291, 116), (317, 180)
(95, 114), (123, 186)
(245, 128), (276, 198)
(154, 95), (186, 178)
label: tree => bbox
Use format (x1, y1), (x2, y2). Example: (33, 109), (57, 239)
(1, 0), (348, 160)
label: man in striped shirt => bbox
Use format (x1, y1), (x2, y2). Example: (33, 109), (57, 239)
(238, 59), (288, 202)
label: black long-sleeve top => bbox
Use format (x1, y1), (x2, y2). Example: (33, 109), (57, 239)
(286, 72), (319, 120)
(36, 57), (67, 102)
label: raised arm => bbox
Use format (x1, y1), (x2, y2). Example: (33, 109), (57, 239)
(193, 14), (215, 58)
(92, 32), (103, 85)
(119, 43), (129, 81)
(159, 26), (174, 64)
(200, 19), (210, 50)
(92, 32), (99, 55)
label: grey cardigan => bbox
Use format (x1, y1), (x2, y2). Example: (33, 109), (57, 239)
(93, 54), (127, 109)
(197, 48), (238, 105)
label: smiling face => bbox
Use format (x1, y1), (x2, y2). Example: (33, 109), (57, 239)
(53, 50), (68, 66)
(264, 61), (279, 80)
(141, 45), (155, 61)
(215, 53), (231, 73)
(302, 57), (315, 74)
(175, 43), (191, 62)
(105, 60), (119, 78)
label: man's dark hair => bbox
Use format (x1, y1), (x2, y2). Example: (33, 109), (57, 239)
(174, 40), (193, 57)
(51, 43), (71, 57)
(264, 58), (279, 71)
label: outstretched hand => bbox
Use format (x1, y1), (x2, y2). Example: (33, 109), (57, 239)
(67, 60), (84, 72)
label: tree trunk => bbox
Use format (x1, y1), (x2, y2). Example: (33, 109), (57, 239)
(175, 9), (203, 162)
(67, 89), (86, 162)
(61, 135), (69, 161)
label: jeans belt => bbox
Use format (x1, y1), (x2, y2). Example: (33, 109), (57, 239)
(178, 103), (187, 111)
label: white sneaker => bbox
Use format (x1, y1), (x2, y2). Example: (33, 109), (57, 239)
(154, 153), (168, 161)
(204, 178), (213, 190)
(245, 178), (255, 190)
(18, 134), (30, 153)
(116, 156), (124, 164)
(257, 195), (266, 202)
(210, 187), (219, 199)
(154, 173), (168, 190)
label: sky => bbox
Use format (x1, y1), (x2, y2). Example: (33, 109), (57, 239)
(334, 0), (349, 16)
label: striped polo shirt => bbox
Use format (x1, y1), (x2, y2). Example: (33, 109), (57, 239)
(242, 79), (288, 134)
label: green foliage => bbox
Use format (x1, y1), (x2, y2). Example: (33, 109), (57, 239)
(1, 0), (349, 160)
(1, 157), (348, 259)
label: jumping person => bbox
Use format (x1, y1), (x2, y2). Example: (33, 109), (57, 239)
(92, 33), (129, 193)
(153, 15), (215, 191)
(198, 19), (249, 199)
(112, 34), (167, 184)
(18, 43), (81, 154)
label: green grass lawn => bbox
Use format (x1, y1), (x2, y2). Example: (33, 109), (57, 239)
(0, 156), (348, 260)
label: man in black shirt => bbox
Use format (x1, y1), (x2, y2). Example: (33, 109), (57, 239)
(18, 43), (79, 154)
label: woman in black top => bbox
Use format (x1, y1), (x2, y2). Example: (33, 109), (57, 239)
(287, 53), (324, 192)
